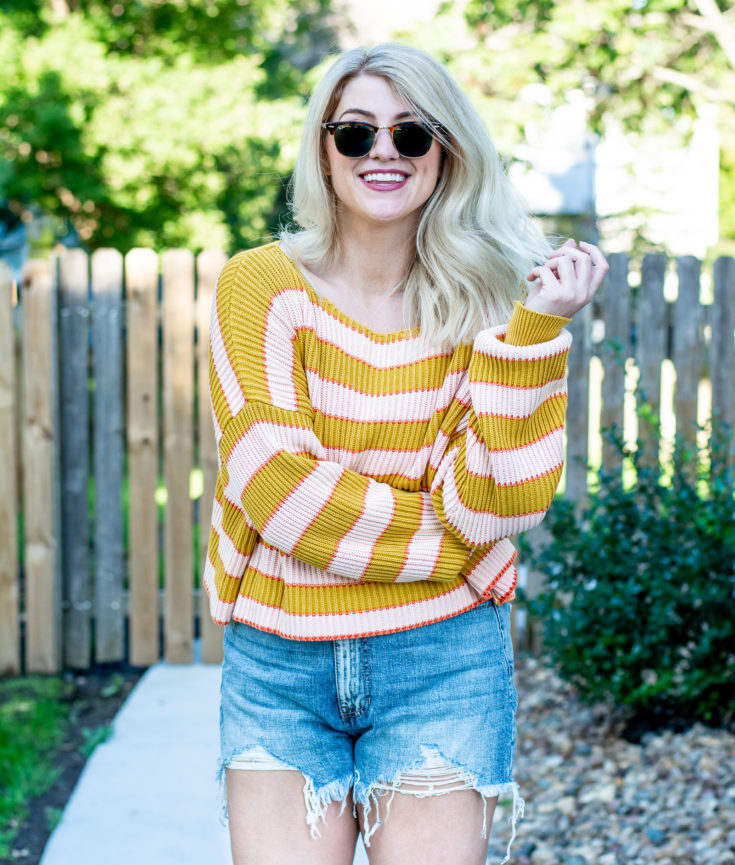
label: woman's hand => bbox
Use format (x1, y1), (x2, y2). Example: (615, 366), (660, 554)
(525, 239), (609, 319)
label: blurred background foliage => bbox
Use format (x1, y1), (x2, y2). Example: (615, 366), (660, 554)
(1, 0), (734, 254)
(0, 0), (334, 252)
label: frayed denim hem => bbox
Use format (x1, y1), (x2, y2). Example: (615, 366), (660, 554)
(217, 745), (524, 862)
(352, 747), (524, 865)
(217, 747), (353, 839)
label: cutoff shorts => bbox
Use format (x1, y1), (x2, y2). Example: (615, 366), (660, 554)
(219, 599), (523, 861)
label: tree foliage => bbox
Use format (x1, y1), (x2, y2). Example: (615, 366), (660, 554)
(446, 0), (734, 137)
(0, 0), (335, 251)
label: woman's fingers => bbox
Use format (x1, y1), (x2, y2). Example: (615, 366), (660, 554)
(548, 238), (578, 258)
(526, 264), (558, 286)
(525, 239), (609, 318)
(579, 241), (610, 292)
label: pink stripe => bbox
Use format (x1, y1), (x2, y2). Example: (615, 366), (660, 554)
(473, 325), (572, 360)
(439, 460), (547, 545)
(327, 483), (396, 579)
(463, 539), (517, 599)
(471, 378), (567, 419)
(322, 443), (431, 480)
(265, 288), (447, 367)
(247, 544), (361, 587)
(262, 298), (300, 410)
(210, 498), (254, 556)
(394, 493), (444, 583)
(223, 420), (326, 506)
(260, 462), (345, 554)
(305, 368), (466, 423)
(465, 425), (564, 485)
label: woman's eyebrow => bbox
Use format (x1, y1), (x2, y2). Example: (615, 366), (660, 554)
(336, 108), (415, 121)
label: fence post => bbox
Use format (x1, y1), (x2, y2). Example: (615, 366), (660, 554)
(22, 259), (61, 673)
(600, 253), (630, 476)
(59, 249), (91, 669)
(91, 249), (125, 662)
(673, 257), (703, 451)
(0, 263), (20, 675)
(162, 250), (195, 663)
(126, 249), (161, 666)
(196, 251), (226, 664)
(711, 257), (735, 449)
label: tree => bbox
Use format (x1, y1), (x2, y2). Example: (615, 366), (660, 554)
(401, 0), (735, 249)
(424, 0), (734, 138)
(0, 0), (335, 251)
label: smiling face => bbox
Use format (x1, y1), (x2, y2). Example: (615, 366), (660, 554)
(324, 74), (442, 236)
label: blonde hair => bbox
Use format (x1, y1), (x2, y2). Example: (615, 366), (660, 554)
(281, 43), (552, 347)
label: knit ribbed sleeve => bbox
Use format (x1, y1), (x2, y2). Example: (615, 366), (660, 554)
(425, 303), (571, 548)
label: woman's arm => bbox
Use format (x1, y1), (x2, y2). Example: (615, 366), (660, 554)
(424, 302), (571, 546)
(425, 241), (608, 548)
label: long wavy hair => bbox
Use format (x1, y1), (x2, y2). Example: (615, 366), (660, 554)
(280, 43), (552, 347)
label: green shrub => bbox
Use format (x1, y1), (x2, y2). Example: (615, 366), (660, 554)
(523, 423), (735, 727)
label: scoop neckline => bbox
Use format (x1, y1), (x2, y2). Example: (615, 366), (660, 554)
(274, 242), (418, 342)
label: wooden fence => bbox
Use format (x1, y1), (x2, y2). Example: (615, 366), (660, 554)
(0, 251), (734, 674)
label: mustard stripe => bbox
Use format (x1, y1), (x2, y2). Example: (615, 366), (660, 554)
(219, 402), (313, 459)
(301, 340), (454, 396)
(315, 414), (431, 449)
(240, 451), (319, 532)
(469, 349), (568, 389)
(451, 444), (563, 518)
(291, 471), (368, 571)
(473, 395), (568, 449)
(236, 567), (467, 614)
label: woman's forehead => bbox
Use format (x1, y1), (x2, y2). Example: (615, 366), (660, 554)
(333, 74), (417, 120)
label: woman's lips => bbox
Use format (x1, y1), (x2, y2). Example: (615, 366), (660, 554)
(359, 171), (409, 191)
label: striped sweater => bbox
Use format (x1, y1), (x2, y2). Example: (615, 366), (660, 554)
(203, 242), (571, 640)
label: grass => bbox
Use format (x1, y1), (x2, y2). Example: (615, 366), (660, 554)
(0, 677), (72, 858)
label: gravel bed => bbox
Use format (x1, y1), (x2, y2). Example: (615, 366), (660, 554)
(487, 656), (735, 865)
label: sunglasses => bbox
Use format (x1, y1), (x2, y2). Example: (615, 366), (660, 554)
(322, 120), (442, 159)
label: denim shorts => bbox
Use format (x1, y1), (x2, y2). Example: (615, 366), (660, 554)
(219, 600), (523, 862)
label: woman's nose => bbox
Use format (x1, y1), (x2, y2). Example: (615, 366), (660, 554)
(369, 127), (399, 159)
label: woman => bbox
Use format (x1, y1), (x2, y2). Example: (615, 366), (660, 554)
(204, 43), (607, 865)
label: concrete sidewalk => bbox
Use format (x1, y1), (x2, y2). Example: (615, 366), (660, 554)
(40, 663), (369, 865)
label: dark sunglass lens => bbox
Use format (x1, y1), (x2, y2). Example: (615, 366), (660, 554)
(393, 123), (433, 157)
(334, 123), (374, 157)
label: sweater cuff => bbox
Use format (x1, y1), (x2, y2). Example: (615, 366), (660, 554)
(504, 300), (570, 346)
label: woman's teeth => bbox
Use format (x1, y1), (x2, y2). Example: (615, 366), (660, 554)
(362, 173), (406, 183)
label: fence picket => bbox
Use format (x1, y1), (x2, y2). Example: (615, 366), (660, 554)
(162, 250), (195, 663)
(196, 251), (226, 664)
(0, 263), (19, 675)
(636, 254), (668, 413)
(565, 304), (592, 501)
(91, 249), (125, 662)
(58, 250), (91, 669)
(22, 260), (61, 673)
(126, 249), (160, 666)
(635, 254), (668, 464)
(711, 257), (735, 444)
(599, 253), (631, 475)
(673, 257), (703, 449)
